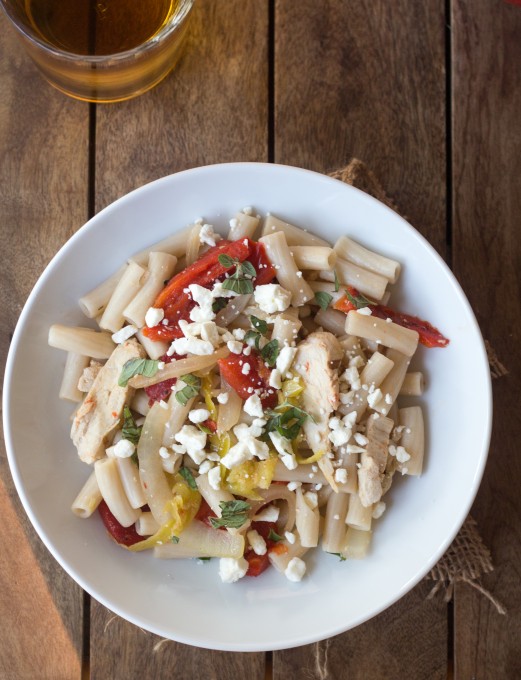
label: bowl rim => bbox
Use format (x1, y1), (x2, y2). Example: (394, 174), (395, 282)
(2, 161), (493, 651)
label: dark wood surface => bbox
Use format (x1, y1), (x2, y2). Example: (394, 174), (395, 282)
(1, 0), (519, 678)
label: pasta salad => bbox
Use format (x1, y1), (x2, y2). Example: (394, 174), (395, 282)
(49, 210), (448, 583)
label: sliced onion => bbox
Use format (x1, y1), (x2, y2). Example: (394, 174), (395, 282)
(153, 520), (244, 559)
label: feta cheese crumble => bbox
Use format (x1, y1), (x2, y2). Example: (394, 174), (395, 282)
(284, 556), (307, 582)
(113, 439), (135, 458)
(254, 284), (292, 314)
(219, 557), (248, 583)
(145, 306), (164, 328)
(111, 324), (138, 344)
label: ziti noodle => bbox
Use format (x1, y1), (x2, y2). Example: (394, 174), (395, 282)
(51, 210), (448, 584)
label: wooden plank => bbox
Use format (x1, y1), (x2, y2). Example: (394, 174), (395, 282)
(89, 1), (268, 675)
(0, 15), (88, 679)
(451, 1), (521, 677)
(275, 0), (447, 253)
(273, 2), (448, 677)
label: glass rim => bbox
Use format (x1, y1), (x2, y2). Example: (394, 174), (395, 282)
(0, 0), (194, 64)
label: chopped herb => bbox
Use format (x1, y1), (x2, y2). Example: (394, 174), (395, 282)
(197, 423), (213, 435)
(179, 466), (197, 490)
(121, 405), (142, 445)
(221, 276), (254, 295)
(212, 297), (228, 313)
(175, 373), (201, 406)
(345, 289), (373, 309)
(119, 358), (159, 387)
(244, 329), (262, 349)
(131, 451), (139, 466)
(218, 254), (257, 295)
(328, 552), (347, 561)
(250, 315), (268, 335)
(268, 528), (283, 543)
(210, 500), (251, 529)
(264, 404), (310, 441)
(171, 535), (180, 544)
(315, 291), (333, 311)
(334, 270), (340, 292)
(260, 338), (280, 367)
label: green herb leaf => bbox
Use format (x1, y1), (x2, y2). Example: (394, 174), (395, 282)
(179, 466), (197, 490)
(345, 289), (373, 309)
(119, 358), (159, 387)
(260, 338), (280, 367)
(221, 277), (254, 295)
(175, 374), (201, 406)
(241, 261), (257, 279)
(250, 315), (268, 335)
(314, 291), (333, 311)
(334, 270), (340, 292)
(244, 329), (262, 348)
(264, 404), (310, 441)
(121, 405), (142, 445)
(328, 552), (347, 562)
(171, 535), (180, 544)
(210, 500), (251, 529)
(212, 297), (228, 313)
(218, 253), (236, 268)
(268, 528), (283, 542)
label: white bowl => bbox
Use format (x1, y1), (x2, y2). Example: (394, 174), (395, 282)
(3, 163), (491, 651)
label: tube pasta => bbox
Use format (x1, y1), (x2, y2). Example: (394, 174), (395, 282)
(136, 512), (160, 536)
(154, 521), (245, 559)
(334, 236), (401, 284)
(291, 246), (336, 271)
(400, 372), (425, 396)
(185, 223), (203, 266)
(271, 314), (302, 347)
(345, 310), (419, 357)
(314, 307), (348, 336)
(49, 325), (115, 359)
(130, 225), (193, 266)
(116, 456), (146, 509)
(398, 406), (425, 476)
(196, 473), (234, 517)
(216, 385), (242, 434)
(345, 494), (372, 531)
(130, 389), (151, 417)
(79, 265), (127, 319)
(321, 257), (388, 301)
(124, 252), (177, 327)
(59, 352), (90, 402)
(259, 231), (314, 306)
(99, 261), (146, 333)
(228, 212), (260, 240)
(322, 492), (349, 554)
(341, 527), (372, 559)
(272, 460), (327, 485)
(371, 348), (411, 414)
(268, 534), (308, 573)
(295, 487), (320, 547)
(215, 294), (251, 326)
(162, 387), (196, 446)
(135, 329), (168, 361)
(71, 471), (102, 518)
(94, 458), (141, 527)
(262, 214), (329, 246)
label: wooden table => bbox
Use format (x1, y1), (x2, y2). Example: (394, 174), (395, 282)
(1, 1), (520, 678)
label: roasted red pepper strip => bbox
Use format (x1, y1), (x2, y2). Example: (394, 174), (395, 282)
(245, 520), (287, 577)
(218, 351), (277, 409)
(98, 500), (142, 547)
(143, 239), (275, 342)
(333, 286), (449, 348)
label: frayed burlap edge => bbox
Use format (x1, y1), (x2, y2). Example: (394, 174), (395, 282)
(330, 158), (506, 615)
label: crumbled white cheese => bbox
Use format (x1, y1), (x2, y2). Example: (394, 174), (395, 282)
(367, 388), (383, 409)
(304, 491), (318, 510)
(353, 433), (368, 446)
(285, 531), (296, 545)
(395, 446), (411, 463)
(269, 368), (282, 389)
(188, 408), (210, 424)
(348, 355), (365, 369)
(287, 481), (301, 492)
(207, 465), (221, 490)
(144, 306), (164, 328)
(219, 557), (249, 583)
(343, 366), (361, 391)
(227, 340), (243, 354)
(241, 362), (251, 375)
(212, 280), (240, 299)
(328, 416), (352, 447)
(269, 431), (297, 470)
(252, 505), (280, 522)
(199, 223), (221, 247)
(276, 345), (297, 377)
(198, 459), (213, 475)
(217, 392), (229, 404)
(188, 284), (215, 323)
(384, 393), (393, 405)
(254, 284), (292, 314)
(247, 529), (267, 556)
(174, 425), (207, 464)
(159, 446), (170, 459)
(334, 468), (348, 484)
(113, 439), (135, 458)
(232, 328), (246, 341)
(111, 324), (138, 344)
(220, 441), (252, 469)
(357, 306), (372, 316)
(284, 556), (306, 582)
(244, 394), (263, 418)
(169, 336), (214, 356)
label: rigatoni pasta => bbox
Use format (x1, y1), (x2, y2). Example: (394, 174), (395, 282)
(50, 208), (448, 585)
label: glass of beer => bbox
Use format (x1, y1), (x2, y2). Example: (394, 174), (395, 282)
(0, 0), (194, 103)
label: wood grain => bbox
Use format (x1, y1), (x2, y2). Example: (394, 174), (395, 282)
(274, 2), (448, 677)
(451, 1), (521, 677)
(89, 1), (269, 675)
(275, 0), (447, 254)
(0, 15), (88, 679)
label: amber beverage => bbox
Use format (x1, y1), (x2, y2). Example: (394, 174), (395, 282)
(0, 0), (194, 102)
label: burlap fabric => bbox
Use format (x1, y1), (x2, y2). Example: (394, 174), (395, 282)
(329, 158), (506, 614)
